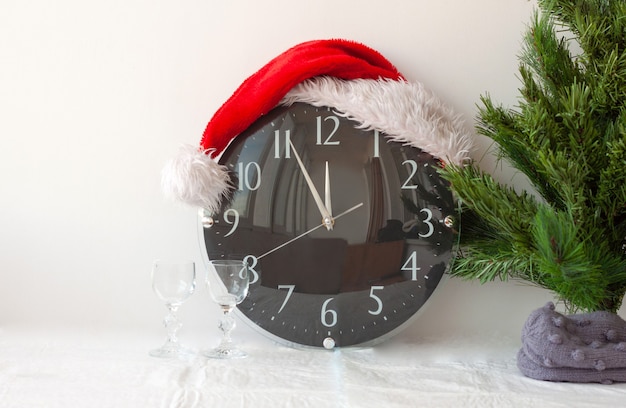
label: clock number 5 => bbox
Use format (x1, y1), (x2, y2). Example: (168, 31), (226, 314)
(368, 286), (384, 315)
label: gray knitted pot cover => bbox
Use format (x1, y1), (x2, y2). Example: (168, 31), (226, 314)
(518, 302), (626, 384)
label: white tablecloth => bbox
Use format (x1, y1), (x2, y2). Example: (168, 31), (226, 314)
(1, 327), (626, 408)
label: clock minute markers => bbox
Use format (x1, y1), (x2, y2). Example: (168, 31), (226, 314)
(257, 202), (364, 260)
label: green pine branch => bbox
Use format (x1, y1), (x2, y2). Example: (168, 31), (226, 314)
(441, 0), (626, 313)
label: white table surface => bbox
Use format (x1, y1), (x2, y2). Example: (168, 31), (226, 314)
(2, 326), (626, 408)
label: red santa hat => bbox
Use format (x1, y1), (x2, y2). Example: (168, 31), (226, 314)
(162, 39), (472, 212)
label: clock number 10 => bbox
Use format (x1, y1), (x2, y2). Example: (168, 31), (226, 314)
(237, 162), (261, 191)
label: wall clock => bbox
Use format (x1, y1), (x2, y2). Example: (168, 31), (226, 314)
(199, 101), (459, 348)
(162, 39), (471, 349)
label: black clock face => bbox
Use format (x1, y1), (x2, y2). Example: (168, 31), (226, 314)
(201, 102), (458, 348)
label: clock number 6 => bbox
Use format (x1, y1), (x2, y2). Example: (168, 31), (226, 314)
(321, 298), (338, 327)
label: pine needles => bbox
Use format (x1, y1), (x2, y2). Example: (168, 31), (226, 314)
(440, 0), (626, 313)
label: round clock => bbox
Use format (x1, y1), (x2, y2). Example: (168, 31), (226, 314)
(162, 39), (471, 349)
(199, 101), (459, 348)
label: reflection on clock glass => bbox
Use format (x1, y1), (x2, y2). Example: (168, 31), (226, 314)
(201, 102), (458, 348)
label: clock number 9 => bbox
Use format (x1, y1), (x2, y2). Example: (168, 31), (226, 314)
(222, 209), (239, 237)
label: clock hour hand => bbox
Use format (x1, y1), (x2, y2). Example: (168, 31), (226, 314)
(325, 161), (332, 217)
(288, 139), (333, 230)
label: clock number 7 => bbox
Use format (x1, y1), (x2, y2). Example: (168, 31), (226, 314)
(277, 284), (295, 313)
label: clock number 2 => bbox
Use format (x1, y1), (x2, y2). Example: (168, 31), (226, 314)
(401, 159), (419, 190)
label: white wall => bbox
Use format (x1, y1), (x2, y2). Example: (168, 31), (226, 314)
(1, 0), (571, 343)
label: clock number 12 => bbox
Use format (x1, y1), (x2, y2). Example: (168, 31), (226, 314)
(316, 115), (340, 146)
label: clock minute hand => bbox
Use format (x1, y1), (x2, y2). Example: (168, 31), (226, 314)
(257, 202), (364, 260)
(288, 139), (333, 230)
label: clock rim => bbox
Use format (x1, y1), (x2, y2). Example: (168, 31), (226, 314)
(196, 102), (461, 349)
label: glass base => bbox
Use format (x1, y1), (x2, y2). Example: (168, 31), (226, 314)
(202, 346), (247, 359)
(149, 343), (195, 359)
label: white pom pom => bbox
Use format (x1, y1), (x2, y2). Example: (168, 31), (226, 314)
(161, 144), (231, 213)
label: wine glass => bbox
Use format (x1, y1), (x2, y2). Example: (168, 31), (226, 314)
(149, 260), (196, 358)
(203, 259), (250, 359)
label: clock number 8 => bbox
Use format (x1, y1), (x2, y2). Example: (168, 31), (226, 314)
(243, 255), (260, 285)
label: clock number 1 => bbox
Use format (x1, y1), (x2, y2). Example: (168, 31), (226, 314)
(373, 130), (380, 158)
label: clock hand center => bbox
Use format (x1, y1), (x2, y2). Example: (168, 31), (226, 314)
(257, 202), (363, 260)
(288, 139), (333, 230)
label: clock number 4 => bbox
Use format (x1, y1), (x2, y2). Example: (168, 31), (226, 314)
(401, 251), (421, 281)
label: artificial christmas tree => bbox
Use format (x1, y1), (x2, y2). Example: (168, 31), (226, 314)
(440, 0), (626, 382)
